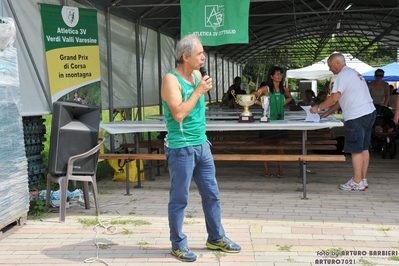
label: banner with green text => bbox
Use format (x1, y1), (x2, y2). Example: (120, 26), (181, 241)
(180, 0), (250, 46)
(40, 4), (101, 105)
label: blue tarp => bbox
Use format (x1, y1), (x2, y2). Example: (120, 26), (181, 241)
(362, 62), (399, 81)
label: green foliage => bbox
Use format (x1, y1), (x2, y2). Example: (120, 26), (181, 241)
(326, 39), (396, 67)
(243, 39), (397, 87)
(28, 200), (47, 219)
(242, 63), (269, 86)
(42, 114), (51, 167)
(58, 81), (102, 106)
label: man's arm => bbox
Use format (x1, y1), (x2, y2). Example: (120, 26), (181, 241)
(319, 102), (341, 118)
(310, 91), (341, 114)
(161, 71), (211, 122)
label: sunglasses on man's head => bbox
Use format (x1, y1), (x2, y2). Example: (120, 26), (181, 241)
(375, 74), (384, 77)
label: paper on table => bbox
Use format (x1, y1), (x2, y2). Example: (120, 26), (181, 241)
(301, 106), (320, 122)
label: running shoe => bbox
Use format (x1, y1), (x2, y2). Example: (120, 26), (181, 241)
(171, 247), (197, 262)
(339, 179), (365, 191)
(363, 178), (368, 188)
(339, 177), (354, 189)
(206, 237), (241, 253)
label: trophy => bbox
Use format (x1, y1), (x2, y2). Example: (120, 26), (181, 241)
(260, 95), (270, 122)
(231, 91), (256, 123)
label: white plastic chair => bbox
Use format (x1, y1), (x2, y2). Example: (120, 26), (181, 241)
(45, 137), (105, 222)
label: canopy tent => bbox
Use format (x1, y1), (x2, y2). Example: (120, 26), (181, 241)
(1, 0), (240, 116)
(361, 62), (399, 82)
(1, 0), (397, 116)
(286, 53), (375, 80)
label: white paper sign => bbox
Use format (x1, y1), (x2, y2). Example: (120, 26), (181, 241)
(301, 106), (320, 122)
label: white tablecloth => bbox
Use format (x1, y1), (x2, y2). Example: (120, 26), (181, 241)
(100, 119), (343, 135)
(145, 110), (333, 122)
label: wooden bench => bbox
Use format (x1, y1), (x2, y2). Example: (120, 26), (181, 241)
(118, 129), (339, 181)
(121, 139), (338, 152)
(120, 138), (338, 182)
(206, 129), (334, 140)
(99, 153), (345, 162)
(99, 153), (345, 199)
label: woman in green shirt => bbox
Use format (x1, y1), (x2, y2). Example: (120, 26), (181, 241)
(253, 66), (292, 177)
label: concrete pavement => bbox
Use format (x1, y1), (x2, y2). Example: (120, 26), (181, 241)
(1, 150), (399, 265)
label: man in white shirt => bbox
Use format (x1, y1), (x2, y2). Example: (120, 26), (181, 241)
(310, 53), (376, 191)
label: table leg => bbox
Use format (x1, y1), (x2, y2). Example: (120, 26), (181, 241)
(301, 130), (308, 200)
(147, 135), (157, 180)
(124, 159), (131, 196)
(135, 133), (143, 188)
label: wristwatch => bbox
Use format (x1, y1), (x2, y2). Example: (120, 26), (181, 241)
(317, 105), (321, 112)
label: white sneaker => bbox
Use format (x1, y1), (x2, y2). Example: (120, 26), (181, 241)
(362, 179), (368, 188)
(339, 178), (354, 189)
(339, 179), (365, 191)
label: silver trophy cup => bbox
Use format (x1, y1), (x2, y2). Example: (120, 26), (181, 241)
(260, 95), (270, 122)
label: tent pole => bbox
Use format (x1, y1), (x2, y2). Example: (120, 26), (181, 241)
(105, 8), (115, 152)
(157, 30), (162, 114)
(135, 21), (142, 121)
(221, 57), (225, 94)
(214, 53), (219, 102)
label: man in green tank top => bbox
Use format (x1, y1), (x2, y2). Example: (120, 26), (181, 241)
(161, 34), (241, 262)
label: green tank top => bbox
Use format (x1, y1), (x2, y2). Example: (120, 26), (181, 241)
(162, 70), (207, 148)
(269, 90), (285, 120)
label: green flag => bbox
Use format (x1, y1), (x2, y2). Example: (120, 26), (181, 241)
(180, 0), (250, 46)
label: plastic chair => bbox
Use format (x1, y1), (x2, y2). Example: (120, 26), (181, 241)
(45, 137), (105, 222)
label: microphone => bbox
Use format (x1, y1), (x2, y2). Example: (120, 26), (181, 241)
(199, 66), (207, 77)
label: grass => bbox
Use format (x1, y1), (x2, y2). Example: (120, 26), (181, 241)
(358, 258), (376, 266)
(137, 240), (149, 250)
(78, 217), (151, 228)
(78, 217), (100, 227)
(122, 228), (134, 235)
(276, 245), (292, 252)
(389, 256), (399, 261)
(212, 251), (226, 261)
(98, 243), (117, 250)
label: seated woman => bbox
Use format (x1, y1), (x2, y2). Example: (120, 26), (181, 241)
(227, 76), (246, 108)
(298, 89), (315, 106)
(313, 91), (328, 106)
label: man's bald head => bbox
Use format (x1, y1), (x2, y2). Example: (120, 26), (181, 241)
(327, 53), (346, 74)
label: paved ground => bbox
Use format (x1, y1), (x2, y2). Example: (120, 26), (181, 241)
(1, 149), (399, 266)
